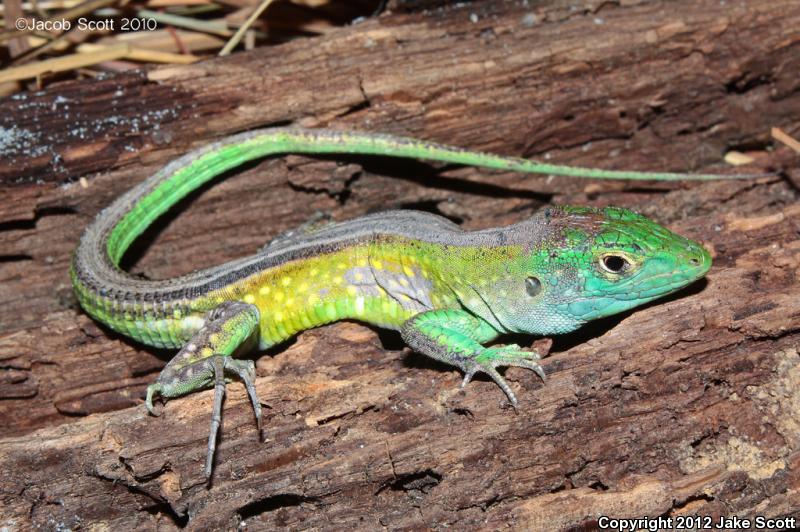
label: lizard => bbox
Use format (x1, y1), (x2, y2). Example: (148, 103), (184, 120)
(71, 127), (739, 479)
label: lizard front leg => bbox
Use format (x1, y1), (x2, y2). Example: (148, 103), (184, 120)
(145, 301), (260, 478)
(400, 309), (545, 406)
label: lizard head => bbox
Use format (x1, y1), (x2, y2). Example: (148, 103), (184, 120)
(474, 205), (712, 335)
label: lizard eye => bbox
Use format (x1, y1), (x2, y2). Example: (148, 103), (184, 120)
(600, 254), (629, 274)
(525, 276), (542, 297)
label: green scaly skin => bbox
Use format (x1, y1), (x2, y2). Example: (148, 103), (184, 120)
(71, 127), (720, 479)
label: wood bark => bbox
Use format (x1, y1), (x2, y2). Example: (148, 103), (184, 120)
(1, 0), (800, 529)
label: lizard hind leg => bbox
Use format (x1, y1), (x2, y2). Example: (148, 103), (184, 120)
(144, 301), (261, 478)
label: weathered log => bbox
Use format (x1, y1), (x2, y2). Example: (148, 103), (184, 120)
(1, 0), (799, 529)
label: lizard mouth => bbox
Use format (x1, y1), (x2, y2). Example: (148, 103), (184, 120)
(609, 264), (710, 300)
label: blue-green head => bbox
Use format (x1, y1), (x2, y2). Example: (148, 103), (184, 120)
(469, 205), (711, 335)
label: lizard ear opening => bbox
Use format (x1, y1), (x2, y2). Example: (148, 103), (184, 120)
(525, 276), (542, 297)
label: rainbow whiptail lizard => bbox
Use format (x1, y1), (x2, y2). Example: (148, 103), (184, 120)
(72, 128), (754, 478)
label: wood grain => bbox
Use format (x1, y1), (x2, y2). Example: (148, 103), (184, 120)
(1, 0), (799, 529)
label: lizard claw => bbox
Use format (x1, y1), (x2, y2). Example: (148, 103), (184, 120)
(459, 346), (545, 406)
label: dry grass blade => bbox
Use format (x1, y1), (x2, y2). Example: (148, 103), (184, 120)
(218, 0), (274, 56)
(137, 8), (233, 37)
(0, 43), (131, 82)
(78, 42), (198, 63)
(98, 28), (224, 54)
(0, 40), (197, 82)
(772, 127), (800, 154)
(4, 0), (32, 56)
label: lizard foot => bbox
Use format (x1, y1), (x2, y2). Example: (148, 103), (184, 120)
(143, 301), (261, 479)
(461, 344), (545, 407)
(146, 354), (261, 479)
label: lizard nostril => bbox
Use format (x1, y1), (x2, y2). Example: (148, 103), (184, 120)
(689, 257), (700, 266)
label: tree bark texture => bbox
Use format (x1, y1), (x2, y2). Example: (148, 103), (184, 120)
(1, 0), (799, 529)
